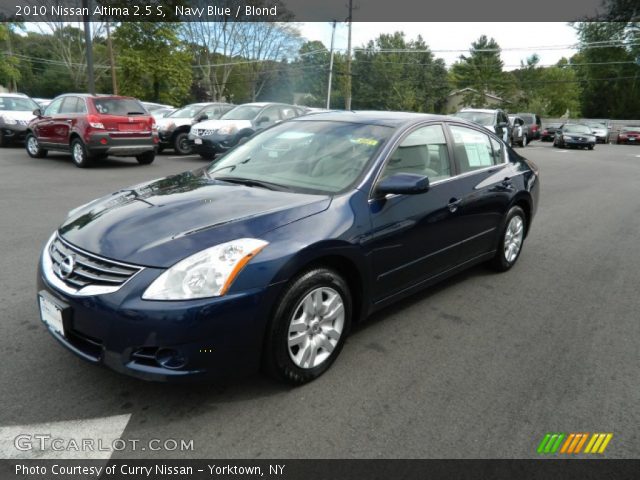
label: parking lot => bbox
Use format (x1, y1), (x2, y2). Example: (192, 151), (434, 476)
(0, 141), (639, 459)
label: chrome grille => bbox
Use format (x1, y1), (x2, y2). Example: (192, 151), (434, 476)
(49, 235), (142, 290)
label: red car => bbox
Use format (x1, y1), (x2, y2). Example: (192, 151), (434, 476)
(617, 126), (640, 145)
(25, 94), (159, 168)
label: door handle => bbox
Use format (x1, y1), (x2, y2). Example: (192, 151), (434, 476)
(447, 198), (462, 213)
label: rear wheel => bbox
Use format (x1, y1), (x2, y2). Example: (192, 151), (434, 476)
(173, 132), (192, 155)
(264, 268), (352, 385)
(25, 133), (47, 158)
(521, 135), (528, 147)
(71, 138), (92, 168)
(490, 206), (526, 272)
(136, 151), (155, 165)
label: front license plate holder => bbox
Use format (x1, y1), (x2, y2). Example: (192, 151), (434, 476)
(38, 291), (70, 337)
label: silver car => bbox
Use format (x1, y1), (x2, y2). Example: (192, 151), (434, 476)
(509, 115), (529, 147)
(586, 121), (610, 144)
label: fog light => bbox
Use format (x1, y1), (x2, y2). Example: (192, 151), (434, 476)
(100, 138), (107, 145)
(155, 348), (187, 370)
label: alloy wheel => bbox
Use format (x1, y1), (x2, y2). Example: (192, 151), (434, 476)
(504, 215), (524, 263)
(287, 287), (345, 369)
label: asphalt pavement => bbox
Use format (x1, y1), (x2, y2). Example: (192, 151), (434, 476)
(0, 141), (638, 459)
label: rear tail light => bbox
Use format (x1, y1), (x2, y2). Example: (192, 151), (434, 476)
(87, 115), (104, 129)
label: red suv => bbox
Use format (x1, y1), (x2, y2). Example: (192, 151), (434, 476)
(25, 94), (159, 168)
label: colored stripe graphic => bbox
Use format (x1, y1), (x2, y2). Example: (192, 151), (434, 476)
(537, 433), (565, 454)
(539, 433), (613, 454)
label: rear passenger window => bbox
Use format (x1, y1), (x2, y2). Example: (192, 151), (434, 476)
(380, 124), (451, 182)
(59, 97), (78, 114)
(449, 125), (497, 173)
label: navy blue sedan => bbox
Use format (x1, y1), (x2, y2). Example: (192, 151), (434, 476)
(37, 112), (539, 384)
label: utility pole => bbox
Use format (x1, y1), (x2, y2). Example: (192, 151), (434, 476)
(106, 21), (117, 94)
(326, 21), (337, 109)
(82, 0), (95, 94)
(345, 0), (353, 110)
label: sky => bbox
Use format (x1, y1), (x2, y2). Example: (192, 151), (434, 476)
(298, 22), (579, 70)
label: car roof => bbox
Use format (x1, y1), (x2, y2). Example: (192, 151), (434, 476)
(293, 110), (453, 127)
(0, 93), (30, 98)
(234, 102), (297, 108)
(459, 108), (501, 114)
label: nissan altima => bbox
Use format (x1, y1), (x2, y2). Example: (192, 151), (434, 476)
(37, 112), (539, 385)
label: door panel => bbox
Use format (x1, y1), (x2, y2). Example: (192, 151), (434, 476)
(366, 124), (461, 301)
(447, 125), (513, 261)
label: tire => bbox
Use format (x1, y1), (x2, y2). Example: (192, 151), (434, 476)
(173, 132), (192, 155)
(264, 268), (352, 385)
(136, 151), (155, 165)
(490, 206), (526, 272)
(588, 144), (594, 150)
(71, 138), (92, 168)
(25, 133), (48, 158)
(521, 135), (528, 147)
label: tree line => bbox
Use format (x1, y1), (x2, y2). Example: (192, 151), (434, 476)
(1, 20), (638, 119)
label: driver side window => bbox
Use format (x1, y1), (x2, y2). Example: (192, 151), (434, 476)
(380, 124), (451, 182)
(45, 97), (64, 116)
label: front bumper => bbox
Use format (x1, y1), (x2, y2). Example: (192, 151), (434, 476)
(37, 247), (279, 382)
(86, 132), (158, 156)
(1, 123), (28, 142)
(188, 132), (236, 155)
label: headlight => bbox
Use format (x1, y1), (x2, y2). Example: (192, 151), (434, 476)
(1, 116), (17, 125)
(217, 125), (237, 135)
(142, 238), (268, 300)
(563, 135), (570, 140)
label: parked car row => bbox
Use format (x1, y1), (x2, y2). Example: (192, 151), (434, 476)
(452, 108), (541, 148)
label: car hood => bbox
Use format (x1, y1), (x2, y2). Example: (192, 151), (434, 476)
(589, 128), (606, 135)
(564, 132), (595, 138)
(58, 170), (331, 268)
(2, 110), (35, 123)
(156, 117), (193, 130)
(192, 119), (252, 132)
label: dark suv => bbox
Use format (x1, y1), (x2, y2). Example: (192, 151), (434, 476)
(25, 94), (159, 168)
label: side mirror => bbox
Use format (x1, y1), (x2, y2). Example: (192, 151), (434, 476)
(376, 173), (430, 196)
(195, 114), (208, 122)
(33, 108), (42, 117)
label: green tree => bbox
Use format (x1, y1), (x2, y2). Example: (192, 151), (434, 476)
(0, 24), (21, 91)
(114, 22), (192, 105)
(450, 35), (511, 107)
(573, 22), (640, 119)
(351, 32), (449, 112)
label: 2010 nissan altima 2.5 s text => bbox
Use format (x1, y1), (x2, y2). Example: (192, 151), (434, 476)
(37, 111), (540, 385)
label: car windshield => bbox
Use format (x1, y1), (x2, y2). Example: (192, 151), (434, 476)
(93, 98), (146, 115)
(454, 111), (495, 126)
(564, 125), (592, 134)
(519, 114), (534, 124)
(221, 105), (262, 120)
(587, 122), (606, 128)
(0, 96), (39, 111)
(206, 120), (392, 194)
(169, 104), (207, 118)
(622, 127), (640, 132)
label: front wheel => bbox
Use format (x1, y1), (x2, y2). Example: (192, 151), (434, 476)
(25, 133), (47, 158)
(173, 132), (192, 155)
(264, 268), (352, 385)
(490, 206), (526, 272)
(588, 144), (594, 150)
(136, 151), (155, 165)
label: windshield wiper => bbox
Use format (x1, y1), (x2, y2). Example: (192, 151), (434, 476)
(215, 176), (288, 191)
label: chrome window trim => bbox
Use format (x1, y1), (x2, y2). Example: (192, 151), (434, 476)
(368, 120), (510, 203)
